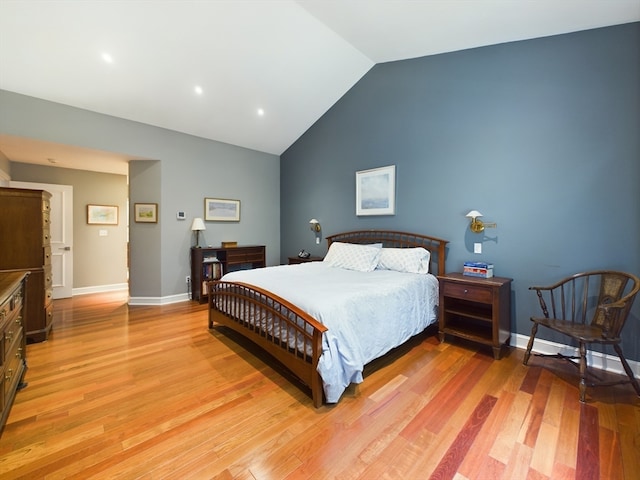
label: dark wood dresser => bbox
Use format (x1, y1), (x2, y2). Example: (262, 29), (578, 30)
(0, 270), (29, 433)
(0, 187), (53, 343)
(191, 245), (266, 303)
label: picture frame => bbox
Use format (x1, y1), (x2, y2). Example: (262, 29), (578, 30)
(355, 165), (396, 216)
(87, 204), (119, 225)
(134, 203), (158, 223)
(204, 198), (240, 222)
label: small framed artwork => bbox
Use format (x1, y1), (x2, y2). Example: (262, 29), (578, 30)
(87, 204), (119, 225)
(134, 203), (158, 223)
(205, 198), (241, 222)
(356, 165), (396, 216)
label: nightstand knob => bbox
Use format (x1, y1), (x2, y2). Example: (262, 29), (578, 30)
(464, 289), (468, 294)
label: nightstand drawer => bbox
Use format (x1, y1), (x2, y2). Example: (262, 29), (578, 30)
(442, 282), (492, 303)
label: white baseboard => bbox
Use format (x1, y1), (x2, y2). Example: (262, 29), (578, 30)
(72, 283), (129, 296)
(72, 285), (190, 305)
(127, 293), (190, 306)
(513, 333), (639, 377)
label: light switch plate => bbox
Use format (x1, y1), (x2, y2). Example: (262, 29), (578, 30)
(474, 243), (482, 254)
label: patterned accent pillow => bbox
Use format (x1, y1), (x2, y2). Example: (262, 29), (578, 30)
(377, 247), (431, 274)
(323, 242), (381, 272)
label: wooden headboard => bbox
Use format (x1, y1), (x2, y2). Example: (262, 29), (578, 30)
(325, 230), (448, 277)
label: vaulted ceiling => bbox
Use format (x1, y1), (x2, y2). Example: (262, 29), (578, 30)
(1, 0), (638, 175)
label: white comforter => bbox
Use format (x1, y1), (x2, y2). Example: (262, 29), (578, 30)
(221, 262), (439, 403)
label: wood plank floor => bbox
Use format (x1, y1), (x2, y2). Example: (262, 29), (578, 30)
(0, 291), (638, 479)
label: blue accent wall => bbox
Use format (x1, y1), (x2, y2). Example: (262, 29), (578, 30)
(281, 23), (640, 360)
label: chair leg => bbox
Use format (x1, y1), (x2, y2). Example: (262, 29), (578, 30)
(523, 323), (538, 366)
(613, 344), (640, 397)
(578, 342), (587, 403)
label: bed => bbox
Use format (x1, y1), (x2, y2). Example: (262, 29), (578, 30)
(208, 230), (448, 407)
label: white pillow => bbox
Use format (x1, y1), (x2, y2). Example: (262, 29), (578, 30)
(323, 242), (381, 272)
(377, 247), (431, 274)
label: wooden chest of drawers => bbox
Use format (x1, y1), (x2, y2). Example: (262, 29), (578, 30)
(0, 271), (29, 434)
(0, 188), (53, 342)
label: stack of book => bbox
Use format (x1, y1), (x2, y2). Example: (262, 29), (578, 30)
(463, 261), (494, 278)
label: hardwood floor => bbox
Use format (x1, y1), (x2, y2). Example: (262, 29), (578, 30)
(0, 292), (638, 479)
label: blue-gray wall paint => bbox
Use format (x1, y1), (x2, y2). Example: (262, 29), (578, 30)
(281, 23), (640, 361)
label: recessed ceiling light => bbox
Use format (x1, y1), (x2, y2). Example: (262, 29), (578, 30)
(257, 108), (265, 117)
(102, 53), (113, 64)
(194, 85), (203, 95)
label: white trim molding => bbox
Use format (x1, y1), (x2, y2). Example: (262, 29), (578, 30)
(513, 333), (640, 377)
(128, 293), (190, 306)
(73, 283), (129, 296)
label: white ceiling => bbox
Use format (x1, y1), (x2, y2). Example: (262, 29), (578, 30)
(1, 0), (638, 176)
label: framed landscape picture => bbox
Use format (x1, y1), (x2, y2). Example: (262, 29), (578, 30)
(87, 204), (118, 225)
(134, 203), (158, 223)
(204, 198), (240, 222)
(355, 165), (396, 216)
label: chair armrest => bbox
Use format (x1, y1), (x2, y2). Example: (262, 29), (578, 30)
(529, 285), (551, 318)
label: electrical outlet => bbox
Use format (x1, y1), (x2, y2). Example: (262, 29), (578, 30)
(186, 275), (190, 283)
(474, 243), (482, 254)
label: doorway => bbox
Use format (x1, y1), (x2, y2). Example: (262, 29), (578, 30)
(10, 180), (74, 299)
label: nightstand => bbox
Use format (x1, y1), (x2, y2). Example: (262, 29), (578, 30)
(288, 256), (323, 265)
(438, 272), (512, 359)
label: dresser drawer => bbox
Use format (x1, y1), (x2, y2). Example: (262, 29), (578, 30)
(226, 247), (264, 264)
(43, 226), (51, 245)
(3, 340), (24, 399)
(43, 245), (52, 266)
(3, 319), (23, 364)
(1, 288), (24, 364)
(442, 281), (493, 303)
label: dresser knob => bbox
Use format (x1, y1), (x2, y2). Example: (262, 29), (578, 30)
(464, 289), (468, 294)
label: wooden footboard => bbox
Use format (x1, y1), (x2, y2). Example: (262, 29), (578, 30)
(208, 281), (328, 407)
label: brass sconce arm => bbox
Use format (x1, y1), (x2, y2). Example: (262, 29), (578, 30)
(466, 210), (497, 234)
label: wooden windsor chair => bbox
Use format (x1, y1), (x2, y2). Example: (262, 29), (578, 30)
(523, 270), (640, 402)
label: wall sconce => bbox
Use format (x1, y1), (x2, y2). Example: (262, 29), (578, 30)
(466, 210), (497, 233)
(191, 217), (206, 248)
(309, 218), (321, 233)
(309, 218), (321, 244)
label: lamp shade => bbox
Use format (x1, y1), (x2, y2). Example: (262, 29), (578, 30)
(466, 210), (483, 219)
(191, 217), (206, 231)
(309, 218), (321, 232)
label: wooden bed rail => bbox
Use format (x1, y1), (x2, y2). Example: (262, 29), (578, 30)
(208, 281), (328, 407)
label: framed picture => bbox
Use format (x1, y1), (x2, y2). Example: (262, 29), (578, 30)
(204, 198), (240, 222)
(87, 204), (118, 225)
(134, 203), (158, 223)
(355, 165), (396, 216)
